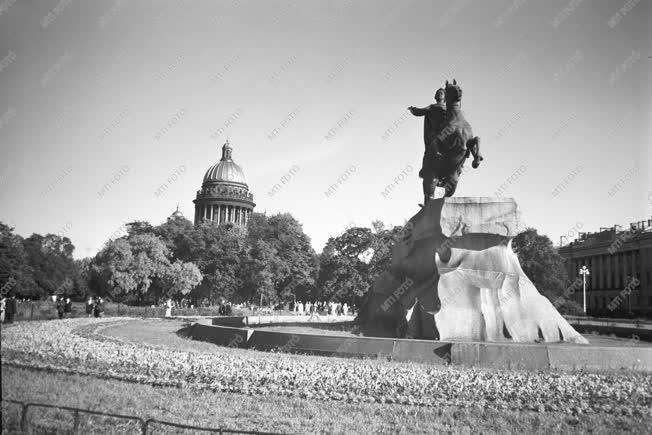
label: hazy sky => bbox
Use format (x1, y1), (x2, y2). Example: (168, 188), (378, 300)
(0, 0), (650, 258)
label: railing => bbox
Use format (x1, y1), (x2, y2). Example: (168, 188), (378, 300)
(1, 399), (279, 434)
(196, 190), (254, 201)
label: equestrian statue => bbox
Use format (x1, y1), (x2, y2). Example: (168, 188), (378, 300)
(408, 79), (483, 203)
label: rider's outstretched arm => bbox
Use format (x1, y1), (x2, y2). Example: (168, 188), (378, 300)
(408, 106), (428, 116)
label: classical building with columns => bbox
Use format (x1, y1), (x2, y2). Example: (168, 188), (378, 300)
(558, 217), (652, 316)
(193, 140), (255, 225)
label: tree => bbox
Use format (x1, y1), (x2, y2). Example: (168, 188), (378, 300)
(91, 233), (202, 303)
(0, 222), (37, 298)
(22, 233), (77, 298)
(73, 257), (92, 298)
(154, 217), (199, 262)
(367, 220), (407, 281)
(89, 212), (319, 306)
(512, 228), (568, 302)
(161, 261), (202, 298)
(314, 220), (416, 309)
(241, 239), (279, 305)
(190, 222), (247, 304)
(125, 221), (155, 238)
(245, 213), (319, 304)
(316, 226), (375, 306)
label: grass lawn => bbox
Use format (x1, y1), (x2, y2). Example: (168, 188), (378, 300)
(3, 365), (649, 434)
(2, 318), (650, 433)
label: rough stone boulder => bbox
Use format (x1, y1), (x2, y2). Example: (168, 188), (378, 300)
(357, 197), (588, 344)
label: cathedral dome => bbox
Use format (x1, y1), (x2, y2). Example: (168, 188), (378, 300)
(168, 205), (184, 220)
(202, 140), (247, 186)
(194, 140), (255, 226)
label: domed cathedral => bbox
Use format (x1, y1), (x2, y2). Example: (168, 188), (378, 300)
(193, 140), (255, 225)
(168, 205), (185, 222)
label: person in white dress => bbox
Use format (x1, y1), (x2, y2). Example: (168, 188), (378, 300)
(165, 298), (173, 317)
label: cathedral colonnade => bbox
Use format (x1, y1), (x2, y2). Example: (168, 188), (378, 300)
(198, 203), (253, 225)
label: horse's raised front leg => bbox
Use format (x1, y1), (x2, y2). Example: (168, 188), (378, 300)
(467, 136), (483, 168)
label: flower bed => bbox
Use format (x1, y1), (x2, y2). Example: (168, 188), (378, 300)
(1, 318), (650, 416)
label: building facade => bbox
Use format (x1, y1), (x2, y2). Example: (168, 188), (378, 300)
(193, 140), (255, 225)
(558, 218), (652, 316)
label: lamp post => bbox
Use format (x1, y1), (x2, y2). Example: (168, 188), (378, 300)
(579, 265), (590, 314)
(626, 275), (632, 315)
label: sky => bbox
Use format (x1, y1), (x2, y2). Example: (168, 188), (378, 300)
(0, 0), (650, 259)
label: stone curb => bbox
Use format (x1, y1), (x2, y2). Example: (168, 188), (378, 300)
(190, 322), (652, 372)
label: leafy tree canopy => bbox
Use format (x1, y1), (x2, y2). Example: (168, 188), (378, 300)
(0, 223), (38, 297)
(91, 233), (201, 302)
(512, 228), (569, 302)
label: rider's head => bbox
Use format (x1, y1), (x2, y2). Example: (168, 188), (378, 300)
(435, 88), (445, 103)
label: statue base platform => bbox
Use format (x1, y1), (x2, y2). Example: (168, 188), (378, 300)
(359, 197), (588, 344)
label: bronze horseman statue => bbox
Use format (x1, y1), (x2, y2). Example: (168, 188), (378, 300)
(357, 80), (588, 345)
(408, 79), (482, 203)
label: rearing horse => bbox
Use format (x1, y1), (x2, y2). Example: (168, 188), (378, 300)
(427, 79), (483, 197)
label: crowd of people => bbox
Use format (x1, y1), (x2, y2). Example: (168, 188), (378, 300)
(0, 293), (356, 323)
(55, 296), (73, 319)
(161, 297), (233, 317)
(290, 300), (353, 316)
(218, 302), (233, 316)
(56, 295), (104, 319)
(85, 296), (104, 318)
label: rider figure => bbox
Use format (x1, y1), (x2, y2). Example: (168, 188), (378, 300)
(408, 88), (446, 205)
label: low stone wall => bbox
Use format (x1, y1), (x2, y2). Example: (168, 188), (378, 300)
(451, 342), (551, 370)
(248, 330), (397, 358)
(189, 323), (251, 348)
(211, 315), (356, 327)
(565, 317), (652, 341)
(391, 340), (452, 364)
(189, 322), (652, 372)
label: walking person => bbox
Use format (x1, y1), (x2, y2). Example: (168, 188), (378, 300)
(56, 296), (65, 319)
(0, 295), (6, 323)
(86, 296), (94, 317)
(165, 298), (173, 317)
(4, 293), (16, 323)
(64, 297), (72, 317)
(93, 297), (103, 318)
